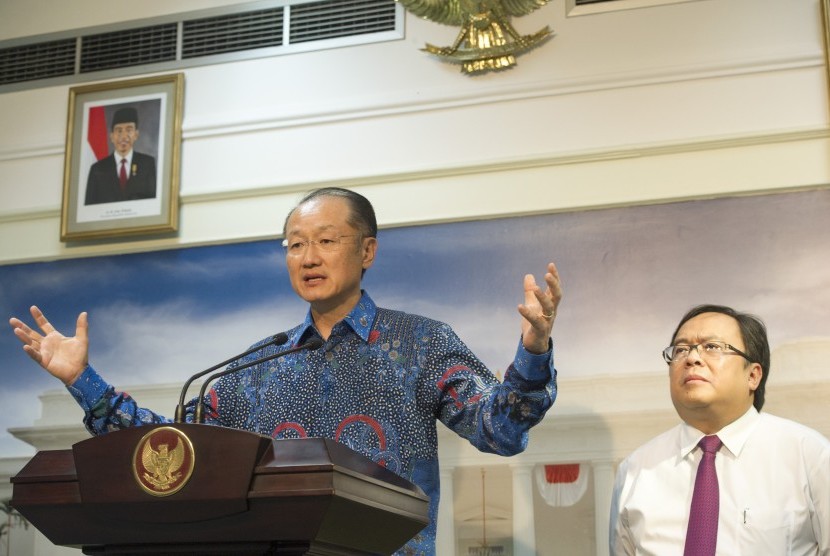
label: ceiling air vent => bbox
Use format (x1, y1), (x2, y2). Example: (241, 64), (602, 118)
(0, 38), (76, 86)
(182, 8), (284, 59)
(80, 24), (178, 73)
(0, 0), (403, 93)
(290, 0), (396, 44)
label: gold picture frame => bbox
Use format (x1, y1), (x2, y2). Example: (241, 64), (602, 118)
(60, 73), (183, 241)
(823, 0), (830, 90)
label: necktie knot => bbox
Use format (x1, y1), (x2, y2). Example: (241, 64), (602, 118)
(699, 435), (722, 454)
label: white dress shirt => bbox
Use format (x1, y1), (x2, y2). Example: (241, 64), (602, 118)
(610, 408), (830, 555)
(115, 151), (134, 178)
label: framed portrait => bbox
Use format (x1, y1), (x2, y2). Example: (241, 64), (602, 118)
(60, 73), (183, 241)
(824, 0), (830, 87)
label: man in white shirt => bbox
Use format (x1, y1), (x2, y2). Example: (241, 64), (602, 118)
(610, 304), (830, 555)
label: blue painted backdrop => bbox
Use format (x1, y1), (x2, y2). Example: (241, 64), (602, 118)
(2, 189), (829, 456)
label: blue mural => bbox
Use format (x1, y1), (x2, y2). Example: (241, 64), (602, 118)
(2, 188), (829, 457)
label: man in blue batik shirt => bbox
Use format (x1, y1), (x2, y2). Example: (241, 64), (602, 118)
(10, 187), (563, 555)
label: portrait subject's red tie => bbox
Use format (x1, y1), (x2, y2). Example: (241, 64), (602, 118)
(119, 158), (128, 191)
(684, 435), (722, 556)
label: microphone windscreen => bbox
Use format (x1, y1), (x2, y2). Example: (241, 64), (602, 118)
(304, 337), (324, 350)
(271, 332), (289, 346)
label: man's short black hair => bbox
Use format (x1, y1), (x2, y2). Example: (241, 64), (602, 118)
(283, 187), (377, 238)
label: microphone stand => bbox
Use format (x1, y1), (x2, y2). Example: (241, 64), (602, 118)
(173, 333), (288, 423)
(192, 337), (323, 424)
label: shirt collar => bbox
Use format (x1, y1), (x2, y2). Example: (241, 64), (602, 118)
(293, 290), (377, 344)
(679, 406), (760, 459)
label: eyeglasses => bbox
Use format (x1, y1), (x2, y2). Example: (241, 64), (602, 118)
(282, 234), (359, 256)
(662, 341), (753, 364)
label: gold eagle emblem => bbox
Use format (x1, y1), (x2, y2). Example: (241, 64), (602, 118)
(141, 439), (185, 490)
(133, 427), (195, 496)
(396, 0), (553, 74)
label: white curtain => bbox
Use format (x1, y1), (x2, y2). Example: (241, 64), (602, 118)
(534, 463), (589, 507)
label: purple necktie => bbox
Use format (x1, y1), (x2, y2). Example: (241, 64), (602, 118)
(684, 435), (723, 555)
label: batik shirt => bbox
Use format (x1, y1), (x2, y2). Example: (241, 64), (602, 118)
(68, 291), (557, 555)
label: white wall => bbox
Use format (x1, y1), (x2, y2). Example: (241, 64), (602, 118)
(1, 0), (828, 264)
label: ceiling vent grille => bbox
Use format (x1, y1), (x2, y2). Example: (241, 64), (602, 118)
(290, 0), (396, 44)
(182, 8), (284, 59)
(80, 24), (178, 73)
(0, 0), (403, 92)
(0, 38), (76, 85)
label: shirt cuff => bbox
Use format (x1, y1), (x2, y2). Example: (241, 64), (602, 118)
(66, 364), (110, 411)
(513, 337), (553, 382)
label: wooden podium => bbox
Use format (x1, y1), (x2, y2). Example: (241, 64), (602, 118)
(10, 424), (430, 555)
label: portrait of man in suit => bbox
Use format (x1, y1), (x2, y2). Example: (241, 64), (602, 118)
(84, 106), (157, 206)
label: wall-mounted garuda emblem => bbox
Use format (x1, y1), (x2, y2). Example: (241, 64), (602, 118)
(397, 0), (553, 74)
(132, 426), (195, 497)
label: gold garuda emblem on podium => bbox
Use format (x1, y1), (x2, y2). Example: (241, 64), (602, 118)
(396, 0), (553, 74)
(132, 426), (195, 497)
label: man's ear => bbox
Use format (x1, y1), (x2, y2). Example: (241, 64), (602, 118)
(362, 236), (378, 270)
(747, 362), (763, 392)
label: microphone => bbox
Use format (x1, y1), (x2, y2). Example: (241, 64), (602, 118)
(173, 332), (289, 423)
(192, 336), (324, 424)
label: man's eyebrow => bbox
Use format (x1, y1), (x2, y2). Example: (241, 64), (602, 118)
(672, 334), (722, 344)
(286, 224), (338, 236)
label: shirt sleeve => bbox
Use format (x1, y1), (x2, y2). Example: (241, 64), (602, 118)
(430, 323), (556, 456)
(67, 364), (172, 435)
(811, 437), (830, 555)
(609, 459), (634, 556)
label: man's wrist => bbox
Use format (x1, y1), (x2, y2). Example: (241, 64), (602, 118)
(514, 337), (553, 381)
(522, 336), (552, 356)
(63, 364), (88, 387)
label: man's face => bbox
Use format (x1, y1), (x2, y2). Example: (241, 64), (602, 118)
(669, 312), (762, 432)
(284, 196), (376, 314)
(110, 122), (139, 157)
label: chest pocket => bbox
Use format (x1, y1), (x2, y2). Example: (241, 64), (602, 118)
(738, 509), (793, 555)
